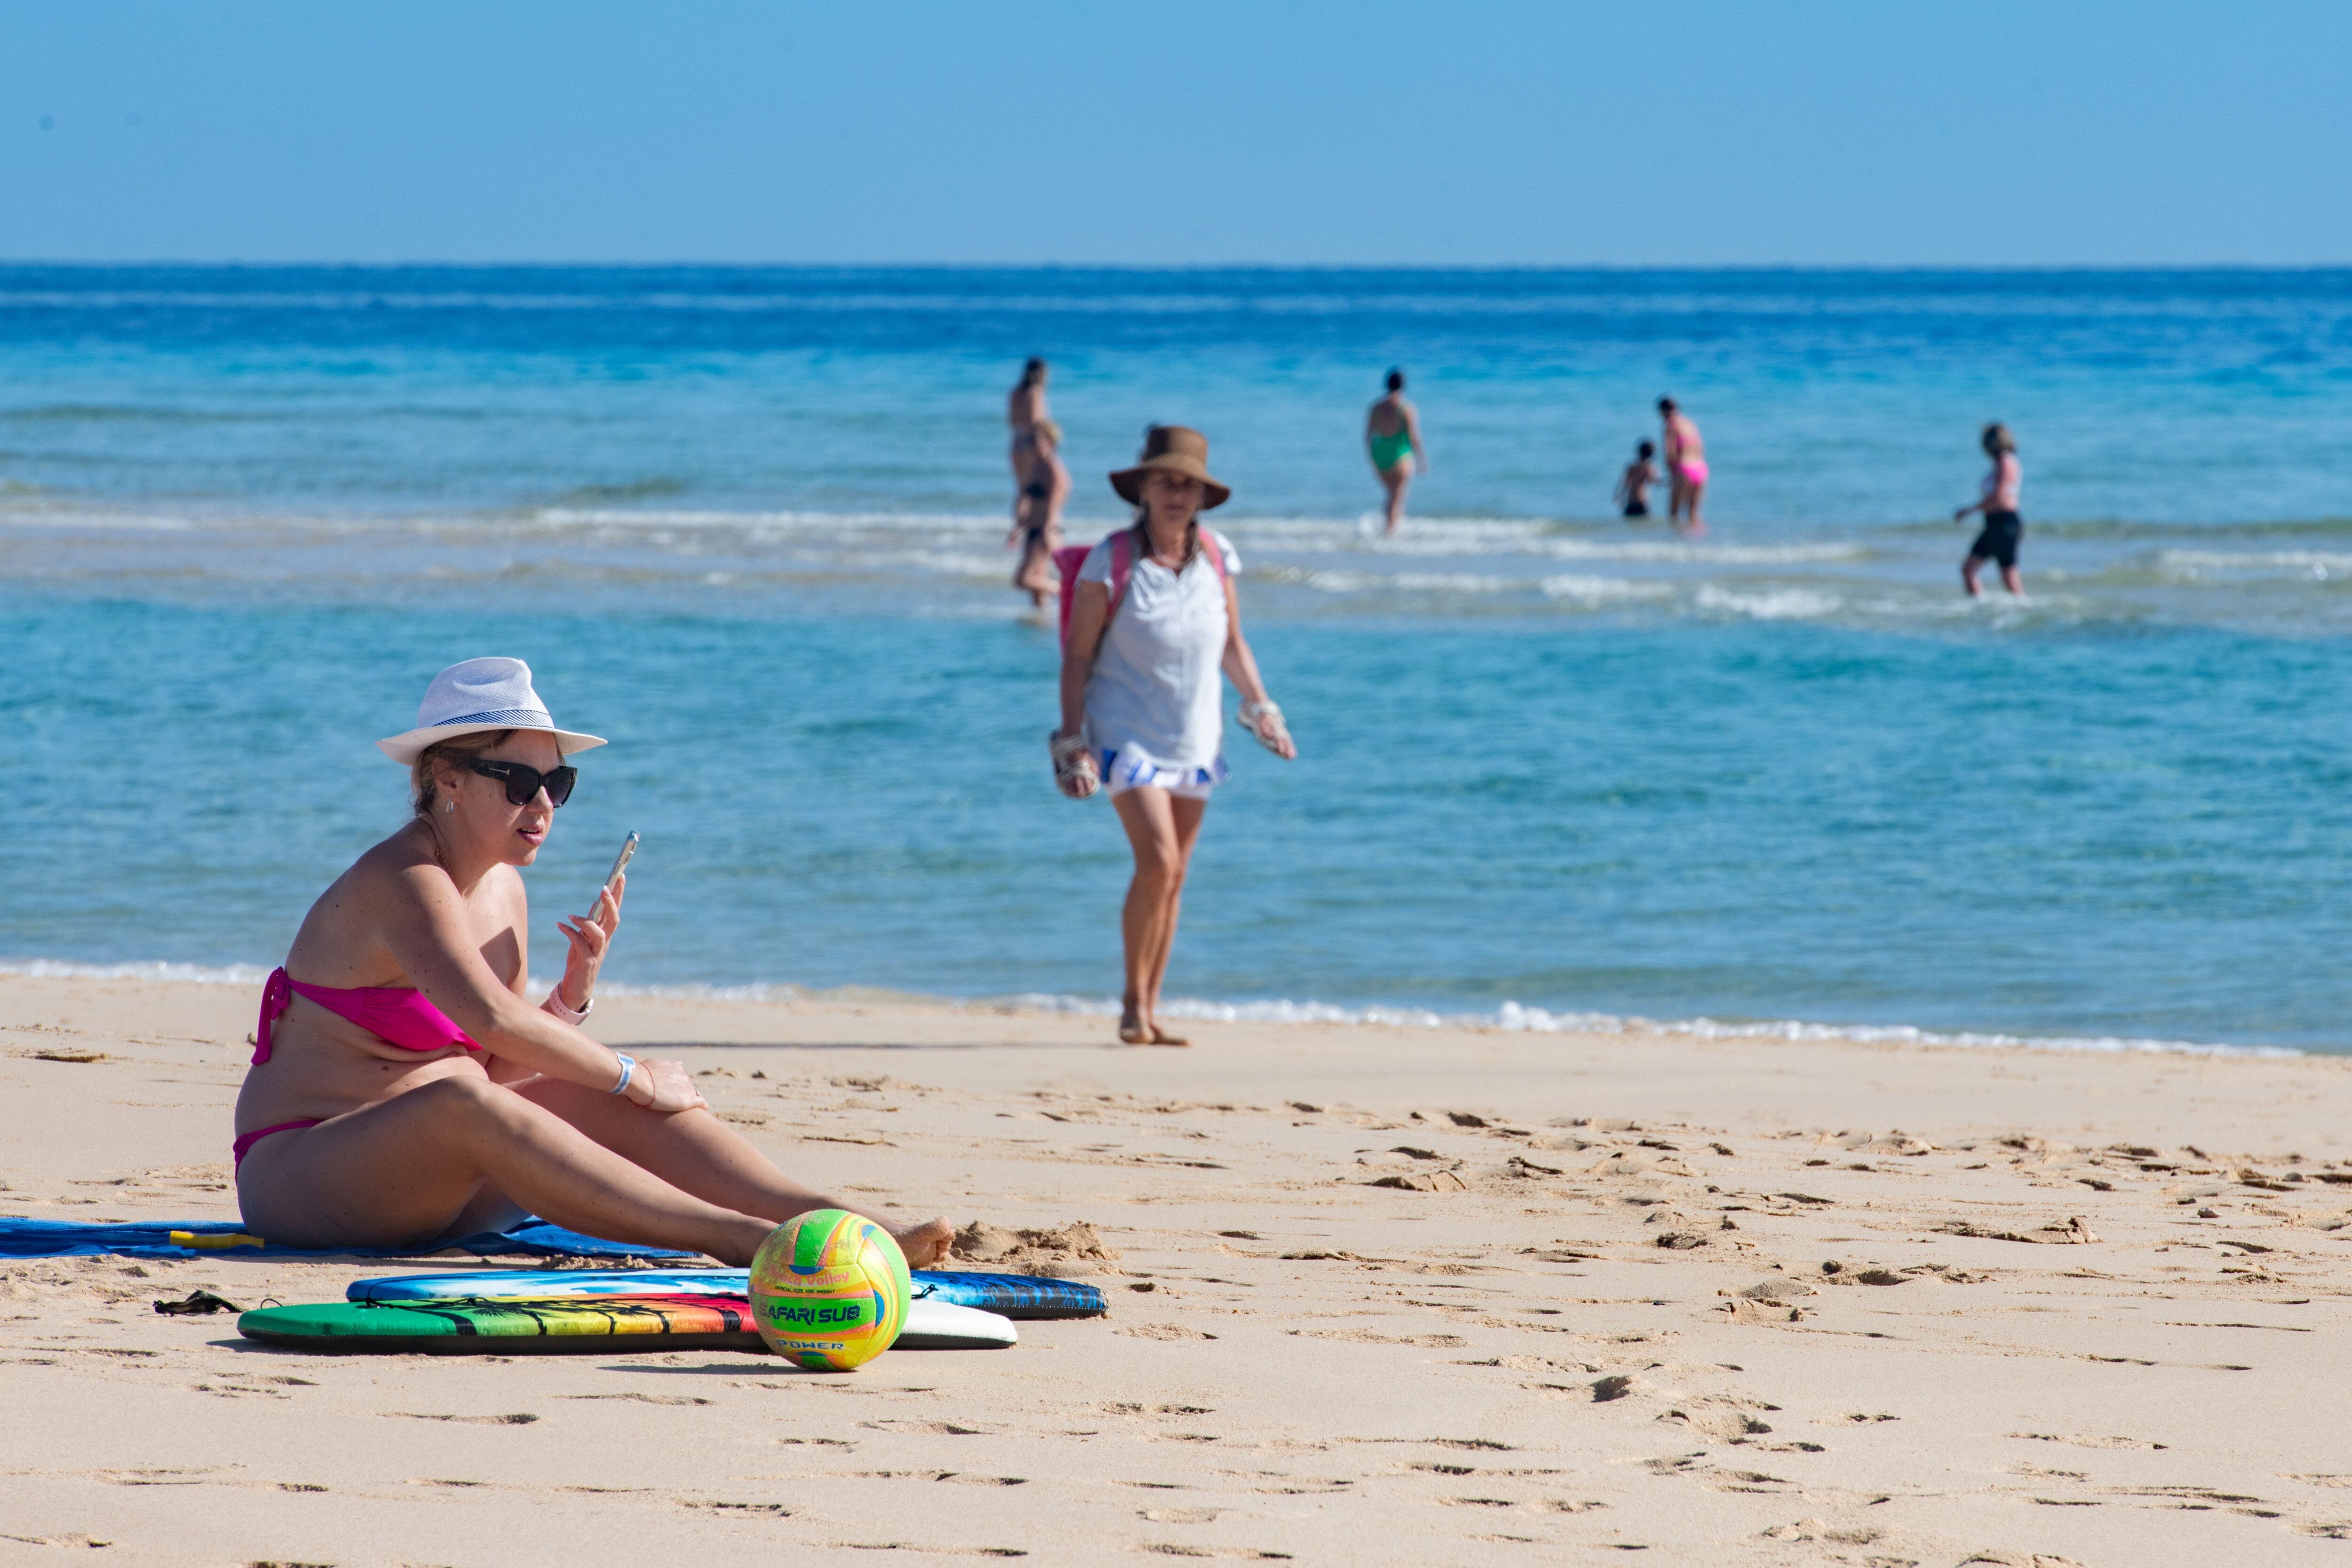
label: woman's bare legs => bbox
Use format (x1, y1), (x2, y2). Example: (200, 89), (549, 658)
(1112, 787), (1208, 1046)
(1377, 462), (1413, 534)
(1014, 528), (1060, 608)
(513, 1076), (954, 1264)
(237, 1075), (952, 1266)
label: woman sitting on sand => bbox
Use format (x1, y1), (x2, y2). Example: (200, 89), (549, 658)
(232, 656), (953, 1268)
(1049, 427), (1296, 1046)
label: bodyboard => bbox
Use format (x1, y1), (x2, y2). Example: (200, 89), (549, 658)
(239, 1292), (1015, 1354)
(347, 1266), (1106, 1319)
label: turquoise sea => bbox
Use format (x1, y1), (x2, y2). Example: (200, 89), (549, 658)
(5, 266), (2352, 1051)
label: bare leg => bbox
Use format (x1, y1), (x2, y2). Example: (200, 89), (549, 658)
(2001, 565), (2023, 596)
(1667, 473), (1687, 527)
(236, 1075), (776, 1264)
(515, 1077), (953, 1265)
(1378, 463), (1412, 534)
(238, 1075), (952, 1267)
(1139, 796), (1206, 1043)
(1963, 552), (1986, 597)
(1685, 480), (1706, 536)
(1015, 529), (1059, 607)
(1112, 786), (1197, 1045)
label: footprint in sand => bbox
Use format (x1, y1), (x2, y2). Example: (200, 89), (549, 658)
(2008, 1432), (2167, 1450)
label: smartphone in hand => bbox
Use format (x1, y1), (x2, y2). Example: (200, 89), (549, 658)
(593, 832), (638, 916)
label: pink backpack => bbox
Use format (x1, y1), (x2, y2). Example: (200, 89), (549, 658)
(1055, 526), (1229, 650)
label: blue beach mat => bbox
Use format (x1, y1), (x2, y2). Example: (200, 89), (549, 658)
(0, 1216), (697, 1264)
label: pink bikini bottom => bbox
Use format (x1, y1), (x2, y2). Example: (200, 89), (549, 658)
(231, 1117), (324, 1170)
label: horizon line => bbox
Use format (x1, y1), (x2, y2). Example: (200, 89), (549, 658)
(4, 258), (2352, 275)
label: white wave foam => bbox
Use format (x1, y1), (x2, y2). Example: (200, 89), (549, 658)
(1285, 568), (1517, 595)
(1289, 568), (1677, 603)
(522, 505), (1015, 536)
(1007, 991), (2290, 1059)
(1388, 572), (1517, 592)
(2159, 549), (2352, 575)
(10, 959), (2290, 1059)
(596, 979), (812, 1003)
(1542, 539), (1866, 566)
(1539, 573), (1675, 605)
(1694, 584), (1843, 621)
(0, 957), (273, 985)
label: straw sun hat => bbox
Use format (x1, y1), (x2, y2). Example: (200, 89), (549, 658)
(1109, 425), (1231, 510)
(376, 657), (607, 766)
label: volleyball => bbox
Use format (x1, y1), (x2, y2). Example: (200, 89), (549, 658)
(747, 1209), (912, 1371)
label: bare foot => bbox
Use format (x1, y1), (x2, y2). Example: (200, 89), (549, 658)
(891, 1217), (955, 1269)
(1119, 1014), (1152, 1046)
(1147, 1026), (1192, 1048)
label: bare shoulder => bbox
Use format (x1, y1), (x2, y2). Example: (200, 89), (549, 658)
(350, 821), (456, 893)
(286, 822), (457, 982)
(486, 861), (532, 925)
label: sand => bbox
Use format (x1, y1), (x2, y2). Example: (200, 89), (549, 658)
(4, 972), (2352, 1566)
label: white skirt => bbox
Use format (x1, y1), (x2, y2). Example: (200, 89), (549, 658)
(1098, 742), (1230, 801)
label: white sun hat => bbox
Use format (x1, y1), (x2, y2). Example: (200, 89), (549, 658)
(376, 657), (607, 766)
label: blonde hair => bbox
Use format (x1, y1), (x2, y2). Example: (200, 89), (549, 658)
(1982, 422), (2016, 455)
(411, 729), (514, 818)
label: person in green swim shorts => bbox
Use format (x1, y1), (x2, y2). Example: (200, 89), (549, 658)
(1365, 368), (1427, 535)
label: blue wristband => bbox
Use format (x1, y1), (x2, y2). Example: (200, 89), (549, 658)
(610, 1052), (636, 1095)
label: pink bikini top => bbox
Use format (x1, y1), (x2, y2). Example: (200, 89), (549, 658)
(253, 966), (481, 1065)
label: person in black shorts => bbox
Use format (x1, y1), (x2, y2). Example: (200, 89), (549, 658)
(1614, 440), (1657, 519)
(1954, 422), (2024, 597)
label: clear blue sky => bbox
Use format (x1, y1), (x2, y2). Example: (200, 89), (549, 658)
(5, 1), (2348, 266)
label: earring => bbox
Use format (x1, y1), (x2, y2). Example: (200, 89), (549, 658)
(444, 798), (455, 814)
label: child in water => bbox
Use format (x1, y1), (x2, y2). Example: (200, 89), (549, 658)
(1614, 440), (1657, 519)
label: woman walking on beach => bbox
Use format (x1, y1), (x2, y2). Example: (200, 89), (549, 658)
(1050, 427), (1295, 1046)
(232, 657), (954, 1267)
(1955, 422), (2025, 597)
(1009, 418), (1070, 609)
(1365, 369), (1426, 535)
(1658, 396), (1708, 535)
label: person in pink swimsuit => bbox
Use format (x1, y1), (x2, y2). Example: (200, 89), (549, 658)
(232, 656), (954, 1268)
(1657, 396), (1708, 535)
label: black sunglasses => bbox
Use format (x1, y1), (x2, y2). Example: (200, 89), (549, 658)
(466, 758), (578, 808)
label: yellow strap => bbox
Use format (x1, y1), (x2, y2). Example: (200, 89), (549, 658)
(169, 1230), (265, 1250)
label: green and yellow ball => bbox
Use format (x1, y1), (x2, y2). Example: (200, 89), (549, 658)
(747, 1209), (911, 1371)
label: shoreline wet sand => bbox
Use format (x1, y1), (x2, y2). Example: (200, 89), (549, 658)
(5, 971), (2351, 1564)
